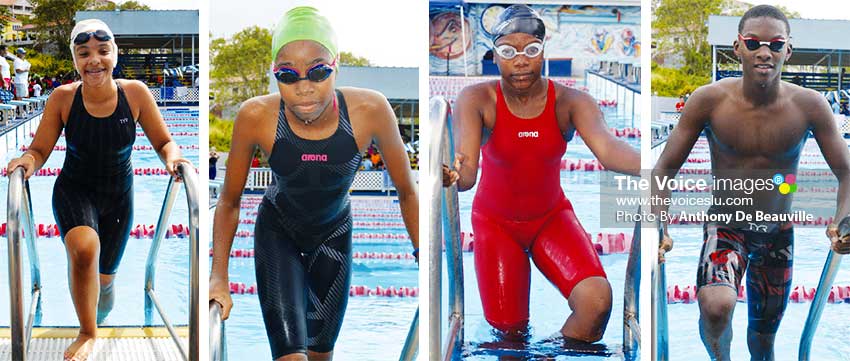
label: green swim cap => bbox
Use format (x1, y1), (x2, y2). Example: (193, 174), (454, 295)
(271, 6), (337, 63)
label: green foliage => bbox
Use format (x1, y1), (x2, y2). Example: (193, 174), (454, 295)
(653, 0), (727, 75)
(209, 113), (234, 152)
(0, 7), (11, 30)
(27, 49), (75, 77)
(92, 1), (151, 10)
(651, 62), (708, 97)
(30, 0), (92, 60)
(210, 26), (271, 109)
(727, 4), (800, 18)
(339, 51), (371, 66)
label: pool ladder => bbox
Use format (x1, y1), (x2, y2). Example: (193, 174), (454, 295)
(428, 97), (641, 360)
(6, 162), (201, 361)
(652, 222), (669, 361)
(798, 216), (849, 360)
(207, 197), (420, 361)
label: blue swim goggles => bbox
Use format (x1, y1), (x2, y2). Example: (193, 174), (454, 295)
(274, 59), (336, 84)
(73, 29), (112, 45)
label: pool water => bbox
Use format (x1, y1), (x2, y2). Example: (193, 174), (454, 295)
(219, 195), (418, 360)
(0, 107), (199, 327)
(448, 134), (640, 360)
(658, 137), (850, 360)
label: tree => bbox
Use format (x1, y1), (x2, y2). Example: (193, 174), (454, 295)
(93, 1), (151, 10)
(340, 51), (370, 66)
(0, 7), (12, 33)
(210, 26), (271, 109)
(30, 0), (92, 59)
(653, 0), (727, 76)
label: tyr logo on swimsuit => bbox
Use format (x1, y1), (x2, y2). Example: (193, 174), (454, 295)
(517, 131), (539, 138)
(301, 153), (328, 162)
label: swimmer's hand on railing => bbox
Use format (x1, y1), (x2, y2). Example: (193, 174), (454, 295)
(166, 158), (192, 182)
(658, 223), (673, 264)
(827, 221), (850, 254)
(6, 153), (36, 179)
(441, 153), (464, 187)
(209, 275), (233, 320)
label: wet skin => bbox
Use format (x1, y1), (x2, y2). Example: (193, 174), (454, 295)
(653, 16), (850, 361)
(446, 32), (638, 344)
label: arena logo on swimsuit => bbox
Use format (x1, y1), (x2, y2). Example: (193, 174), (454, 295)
(517, 131), (539, 138)
(301, 153), (329, 162)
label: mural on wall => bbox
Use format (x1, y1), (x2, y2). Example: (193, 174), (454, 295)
(430, 11), (473, 60)
(429, 3), (641, 76)
(429, 6), (477, 75)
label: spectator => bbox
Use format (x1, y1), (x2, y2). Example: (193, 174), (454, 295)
(0, 45), (10, 91)
(13, 48), (30, 99)
(32, 80), (41, 97)
(209, 147), (220, 180)
(675, 96), (685, 113)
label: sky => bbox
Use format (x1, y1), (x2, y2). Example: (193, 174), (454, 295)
(748, 0), (850, 20)
(209, 0), (422, 67)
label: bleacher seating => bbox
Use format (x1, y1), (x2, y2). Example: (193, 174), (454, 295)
(117, 54), (198, 87)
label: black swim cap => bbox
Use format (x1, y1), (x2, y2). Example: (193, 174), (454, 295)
(490, 5), (545, 45)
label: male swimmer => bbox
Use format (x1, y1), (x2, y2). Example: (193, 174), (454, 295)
(653, 5), (850, 360)
(443, 4), (640, 343)
(5, 19), (188, 361)
(208, 7), (419, 361)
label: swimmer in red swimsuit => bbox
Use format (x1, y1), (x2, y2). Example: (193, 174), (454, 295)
(442, 4), (640, 343)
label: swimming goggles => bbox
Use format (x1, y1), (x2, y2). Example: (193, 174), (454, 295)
(274, 59), (336, 84)
(495, 42), (543, 60)
(738, 34), (786, 52)
(73, 29), (112, 45)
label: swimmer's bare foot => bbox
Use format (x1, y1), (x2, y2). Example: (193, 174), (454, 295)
(63, 333), (95, 361)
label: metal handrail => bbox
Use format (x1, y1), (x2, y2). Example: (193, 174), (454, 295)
(429, 97), (465, 361)
(209, 301), (226, 361)
(6, 167), (42, 361)
(144, 162), (200, 361)
(622, 217), (641, 357)
(398, 308), (419, 361)
(799, 216), (849, 360)
(652, 222), (669, 361)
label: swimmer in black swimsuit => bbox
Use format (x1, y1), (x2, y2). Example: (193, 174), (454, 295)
(5, 19), (189, 361)
(208, 7), (419, 361)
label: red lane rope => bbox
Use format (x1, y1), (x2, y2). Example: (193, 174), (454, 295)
(228, 282), (418, 297)
(665, 284), (850, 304)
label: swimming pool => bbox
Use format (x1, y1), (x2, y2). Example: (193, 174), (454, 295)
(444, 133), (640, 360)
(0, 107), (199, 328)
(657, 137), (850, 360)
(430, 73), (641, 360)
(216, 195), (418, 360)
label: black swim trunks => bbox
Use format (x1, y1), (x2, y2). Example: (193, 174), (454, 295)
(697, 222), (793, 334)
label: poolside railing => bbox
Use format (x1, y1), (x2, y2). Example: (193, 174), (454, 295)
(799, 216), (849, 360)
(429, 97), (465, 361)
(399, 308), (419, 361)
(623, 217), (641, 357)
(144, 162), (200, 361)
(6, 167), (43, 361)
(653, 221), (670, 361)
(209, 301), (227, 361)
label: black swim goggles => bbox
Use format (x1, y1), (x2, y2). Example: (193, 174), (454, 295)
(274, 59), (336, 84)
(737, 34), (787, 52)
(73, 29), (112, 45)
(495, 42), (543, 60)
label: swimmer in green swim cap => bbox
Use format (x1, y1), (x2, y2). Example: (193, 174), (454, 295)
(209, 6), (420, 360)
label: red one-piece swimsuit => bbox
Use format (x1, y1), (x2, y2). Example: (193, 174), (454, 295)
(471, 79), (607, 332)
